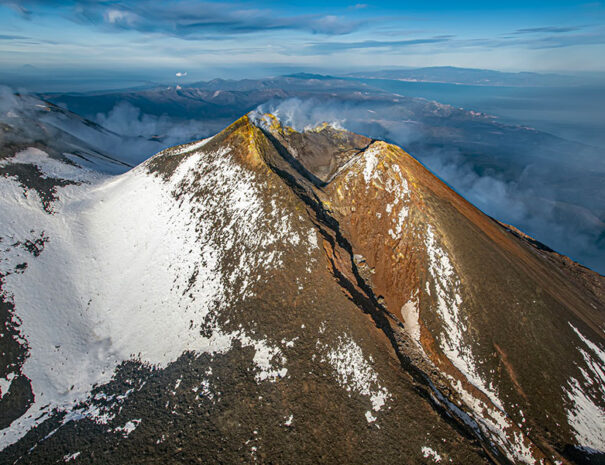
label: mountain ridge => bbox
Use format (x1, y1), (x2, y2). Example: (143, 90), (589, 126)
(0, 113), (603, 464)
(156, 113), (605, 461)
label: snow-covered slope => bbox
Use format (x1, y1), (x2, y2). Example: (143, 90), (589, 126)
(0, 134), (319, 447)
(0, 114), (603, 464)
(0, 90), (166, 173)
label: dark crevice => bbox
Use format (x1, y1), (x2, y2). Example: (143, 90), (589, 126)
(69, 149), (134, 169)
(261, 130), (327, 188)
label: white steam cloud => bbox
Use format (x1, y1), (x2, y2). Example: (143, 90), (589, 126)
(252, 98), (346, 131)
(94, 101), (210, 146)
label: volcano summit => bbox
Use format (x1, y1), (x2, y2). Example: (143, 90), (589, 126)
(0, 111), (604, 464)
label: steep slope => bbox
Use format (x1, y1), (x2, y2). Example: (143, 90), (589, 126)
(0, 98), (131, 174)
(0, 91), (171, 173)
(255, 114), (605, 464)
(0, 113), (603, 464)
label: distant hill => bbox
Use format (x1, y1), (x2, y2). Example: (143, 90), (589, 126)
(347, 66), (582, 87)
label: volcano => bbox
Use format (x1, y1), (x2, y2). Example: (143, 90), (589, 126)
(0, 111), (603, 464)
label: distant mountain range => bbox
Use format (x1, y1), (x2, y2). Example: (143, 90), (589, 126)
(1, 66), (594, 92)
(346, 66), (585, 87)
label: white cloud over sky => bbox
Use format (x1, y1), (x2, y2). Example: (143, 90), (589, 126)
(0, 0), (604, 78)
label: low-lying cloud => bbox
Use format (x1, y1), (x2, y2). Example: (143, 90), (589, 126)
(93, 101), (212, 148)
(0, 87), (210, 168)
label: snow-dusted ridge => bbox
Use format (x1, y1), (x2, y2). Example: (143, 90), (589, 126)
(0, 136), (316, 449)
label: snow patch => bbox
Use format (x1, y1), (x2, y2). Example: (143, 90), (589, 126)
(424, 225), (502, 411)
(114, 419), (141, 437)
(247, 336), (288, 382)
(63, 451), (80, 462)
(564, 324), (605, 451)
(0, 372), (16, 399)
(308, 230), (319, 249)
(362, 145), (382, 186)
(1, 147), (99, 182)
(401, 297), (421, 344)
(171, 137), (211, 155)
(318, 333), (390, 421)
(422, 446), (442, 462)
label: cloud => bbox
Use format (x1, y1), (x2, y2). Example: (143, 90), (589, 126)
(514, 26), (584, 34)
(359, 28), (605, 53)
(0, 1), (31, 16)
(93, 100), (218, 149)
(2, 0), (604, 71)
(0, 84), (22, 113)
(4, 0), (364, 37)
(105, 8), (137, 25)
(300, 36), (453, 54)
(0, 34), (31, 40)
(0, 33), (58, 45)
(486, 28), (605, 49)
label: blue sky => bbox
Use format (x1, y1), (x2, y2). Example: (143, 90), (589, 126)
(1, 0), (604, 81)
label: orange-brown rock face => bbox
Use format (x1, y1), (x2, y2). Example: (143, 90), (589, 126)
(254, 114), (605, 465)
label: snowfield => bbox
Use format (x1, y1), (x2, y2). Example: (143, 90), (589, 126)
(0, 140), (314, 449)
